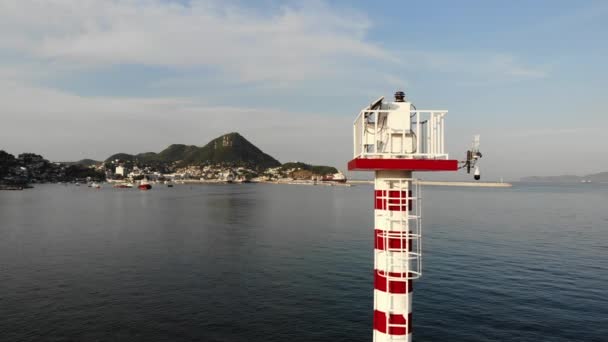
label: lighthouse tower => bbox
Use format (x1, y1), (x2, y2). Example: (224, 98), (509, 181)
(348, 91), (459, 342)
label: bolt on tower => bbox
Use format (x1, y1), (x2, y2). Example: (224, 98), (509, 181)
(348, 91), (460, 342)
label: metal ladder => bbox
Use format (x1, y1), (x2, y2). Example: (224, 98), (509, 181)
(378, 179), (422, 340)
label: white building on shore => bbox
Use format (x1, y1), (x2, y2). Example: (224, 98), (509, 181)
(115, 165), (125, 176)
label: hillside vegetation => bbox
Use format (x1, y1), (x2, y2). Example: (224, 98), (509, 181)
(106, 132), (281, 169)
(280, 162), (338, 176)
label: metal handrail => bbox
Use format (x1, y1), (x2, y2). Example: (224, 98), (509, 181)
(354, 110), (448, 159)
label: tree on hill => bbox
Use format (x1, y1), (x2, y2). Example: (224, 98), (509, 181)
(281, 162), (338, 176)
(70, 159), (100, 167)
(157, 144), (199, 162)
(63, 165), (105, 181)
(0, 150), (17, 178)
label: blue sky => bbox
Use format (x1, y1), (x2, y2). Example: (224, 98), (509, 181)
(0, 0), (606, 180)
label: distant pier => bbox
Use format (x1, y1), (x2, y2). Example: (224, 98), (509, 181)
(348, 180), (512, 188)
(166, 179), (512, 188)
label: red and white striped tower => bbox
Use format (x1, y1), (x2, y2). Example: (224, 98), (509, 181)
(348, 91), (459, 342)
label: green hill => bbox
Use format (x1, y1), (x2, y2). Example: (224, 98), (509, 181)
(521, 171), (608, 183)
(182, 133), (280, 168)
(106, 153), (137, 162)
(105, 132), (281, 169)
(61, 159), (101, 166)
(76, 159), (100, 166)
(157, 144), (199, 162)
(280, 162), (338, 175)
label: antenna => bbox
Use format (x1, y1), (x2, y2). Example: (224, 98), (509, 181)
(472, 134), (480, 152)
(369, 96), (384, 110)
(463, 134), (483, 179)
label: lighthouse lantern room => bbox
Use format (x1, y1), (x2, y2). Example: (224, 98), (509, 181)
(348, 91), (466, 342)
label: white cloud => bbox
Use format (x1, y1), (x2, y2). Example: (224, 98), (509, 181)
(397, 50), (548, 84)
(0, 0), (549, 89)
(488, 55), (547, 79)
(0, 0), (393, 83)
(0, 80), (352, 166)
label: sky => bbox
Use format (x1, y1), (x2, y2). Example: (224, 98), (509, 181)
(0, 0), (607, 180)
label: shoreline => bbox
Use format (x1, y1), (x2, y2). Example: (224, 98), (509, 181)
(178, 179), (352, 186)
(2, 179), (512, 189)
(178, 179), (511, 188)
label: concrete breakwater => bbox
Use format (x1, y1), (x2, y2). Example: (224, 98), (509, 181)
(172, 179), (511, 188)
(348, 180), (512, 188)
(419, 180), (512, 188)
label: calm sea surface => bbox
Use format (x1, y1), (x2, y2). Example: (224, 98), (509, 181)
(1, 183), (607, 341)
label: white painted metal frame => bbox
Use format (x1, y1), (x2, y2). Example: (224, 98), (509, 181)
(376, 178), (423, 279)
(353, 110), (448, 160)
(375, 178), (421, 341)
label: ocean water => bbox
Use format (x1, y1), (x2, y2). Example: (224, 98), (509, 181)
(0, 183), (606, 342)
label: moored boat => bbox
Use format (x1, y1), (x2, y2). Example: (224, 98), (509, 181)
(0, 185), (24, 191)
(138, 179), (152, 190)
(321, 171), (347, 183)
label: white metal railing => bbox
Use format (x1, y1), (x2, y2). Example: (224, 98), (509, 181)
(353, 110), (448, 160)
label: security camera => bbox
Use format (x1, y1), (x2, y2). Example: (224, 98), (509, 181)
(474, 166), (481, 180)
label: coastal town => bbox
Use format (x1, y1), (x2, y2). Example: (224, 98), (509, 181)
(103, 159), (348, 186)
(0, 148), (348, 190)
(0, 132), (351, 190)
